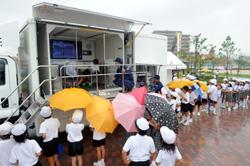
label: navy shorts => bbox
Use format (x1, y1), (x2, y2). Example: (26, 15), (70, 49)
(93, 138), (106, 147)
(181, 103), (189, 113)
(42, 138), (58, 157)
(68, 140), (84, 156)
(129, 160), (150, 166)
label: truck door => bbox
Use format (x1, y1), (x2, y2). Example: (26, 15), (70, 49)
(0, 58), (11, 118)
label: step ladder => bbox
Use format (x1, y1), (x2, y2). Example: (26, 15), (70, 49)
(15, 97), (47, 127)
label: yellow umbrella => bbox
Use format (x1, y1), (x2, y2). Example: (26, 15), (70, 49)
(167, 79), (194, 89)
(86, 96), (118, 133)
(193, 80), (208, 92)
(50, 88), (93, 111)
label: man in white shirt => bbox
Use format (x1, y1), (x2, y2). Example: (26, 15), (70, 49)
(39, 106), (61, 166)
(208, 79), (217, 114)
(0, 122), (15, 166)
(122, 118), (156, 166)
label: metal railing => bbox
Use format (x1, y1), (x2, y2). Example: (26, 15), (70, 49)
(0, 65), (58, 106)
(4, 76), (58, 123)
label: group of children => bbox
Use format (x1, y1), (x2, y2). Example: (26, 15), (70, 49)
(164, 77), (250, 126)
(0, 106), (107, 166)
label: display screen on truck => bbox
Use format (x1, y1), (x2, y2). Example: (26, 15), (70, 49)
(50, 40), (82, 59)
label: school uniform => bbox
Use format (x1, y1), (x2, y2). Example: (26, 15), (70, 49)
(233, 85), (240, 103)
(123, 134), (156, 166)
(93, 129), (106, 147)
(208, 85), (217, 103)
(66, 123), (84, 156)
(0, 138), (15, 166)
(9, 139), (42, 166)
(39, 117), (60, 157)
(181, 92), (190, 113)
(156, 147), (182, 166)
(225, 87), (233, 102)
(189, 91), (197, 112)
(0, 122), (14, 166)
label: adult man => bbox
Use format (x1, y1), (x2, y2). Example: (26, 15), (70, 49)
(113, 57), (134, 92)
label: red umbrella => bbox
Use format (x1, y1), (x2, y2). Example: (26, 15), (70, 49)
(128, 86), (148, 105)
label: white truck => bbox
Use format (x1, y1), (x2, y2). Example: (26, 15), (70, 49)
(0, 2), (177, 136)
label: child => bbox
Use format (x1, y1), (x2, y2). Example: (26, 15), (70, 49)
(66, 110), (85, 166)
(179, 86), (190, 126)
(39, 106), (61, 166)
(0, 122), (14, 166)
(122, 117), (156, 166)
(156, 126), (182, 166)
(9, 123), (42, 166)
(188, 86), (197, 123)
(213, 84), (222, 115)
(207, 79), (217, 114)
(91, 125), (106, 166)
(233, 81), (240, 110)
(225, 83), (234, 112)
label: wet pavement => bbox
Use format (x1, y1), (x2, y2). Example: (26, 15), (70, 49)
(40, 106), (250, 166)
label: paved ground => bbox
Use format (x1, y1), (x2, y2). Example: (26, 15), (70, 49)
(40, 106), (250, 166)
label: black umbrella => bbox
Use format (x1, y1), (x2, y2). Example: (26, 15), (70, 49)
(145, 93), (179, 132)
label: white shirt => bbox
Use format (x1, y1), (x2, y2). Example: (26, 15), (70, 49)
(202, 92), (207, 99)
(9, 139), (41, 166)
(123, 134), (156, 162)
(93, 129), (106, 140)
(189, 92), (197, 106)
(39, 117), (60, 142)
(233, 85), (240, 92)
(66, 123), (84, 142)
(214, 89), (222, 101)
(221, 83), (228, 90)
(170, 99), (177, 111)
(181, 92), (190, 104)
(243, 84), (250, 90)
(0, 138), (15, 166)
(156, 147), (182, 166)
(208, 85), (217, 101)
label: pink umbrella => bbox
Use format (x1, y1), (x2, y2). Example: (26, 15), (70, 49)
(129, 86), (148, 105)
(112, 93), (144, 132)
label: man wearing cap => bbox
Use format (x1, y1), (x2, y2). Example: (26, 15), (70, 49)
(113, 57), (134, 92)
(0, 122), (15, 166)
(122, 117), (156, 166)
(9, 123), (42, 166)
(39, 106), (61, 166)
(151, 75), (163, 93)
(156, 126), (182, 166)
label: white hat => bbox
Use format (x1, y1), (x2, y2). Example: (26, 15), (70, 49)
(209, 79), (216, 85)
(223, 78), (228, 81)
(11, 123), (27, 136)
(40, 106), (52, 118)
(136, 117), (149, 131)
(0, 122), (13, 136)
(173, 76), (178, 80)
(189, 75), (196, 80)
(72, 110), (83, 123)
(160, 126), (176, 144)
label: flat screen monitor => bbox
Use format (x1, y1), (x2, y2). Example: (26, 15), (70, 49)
(50, 40), (82, 59)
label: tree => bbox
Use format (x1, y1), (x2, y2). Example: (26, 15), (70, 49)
(218, 36), (237, 78)
(234, 54), (248, 76)
(191, 34), (207, 71)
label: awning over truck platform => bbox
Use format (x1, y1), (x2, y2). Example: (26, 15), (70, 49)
(33, 2), (149, 32)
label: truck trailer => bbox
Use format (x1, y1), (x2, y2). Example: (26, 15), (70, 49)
(0, 2), (173, 136)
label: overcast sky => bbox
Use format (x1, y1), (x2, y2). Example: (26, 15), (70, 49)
(1, 0), (250, 54)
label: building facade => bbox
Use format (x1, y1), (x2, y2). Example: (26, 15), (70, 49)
(153, 30), (190, 54)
